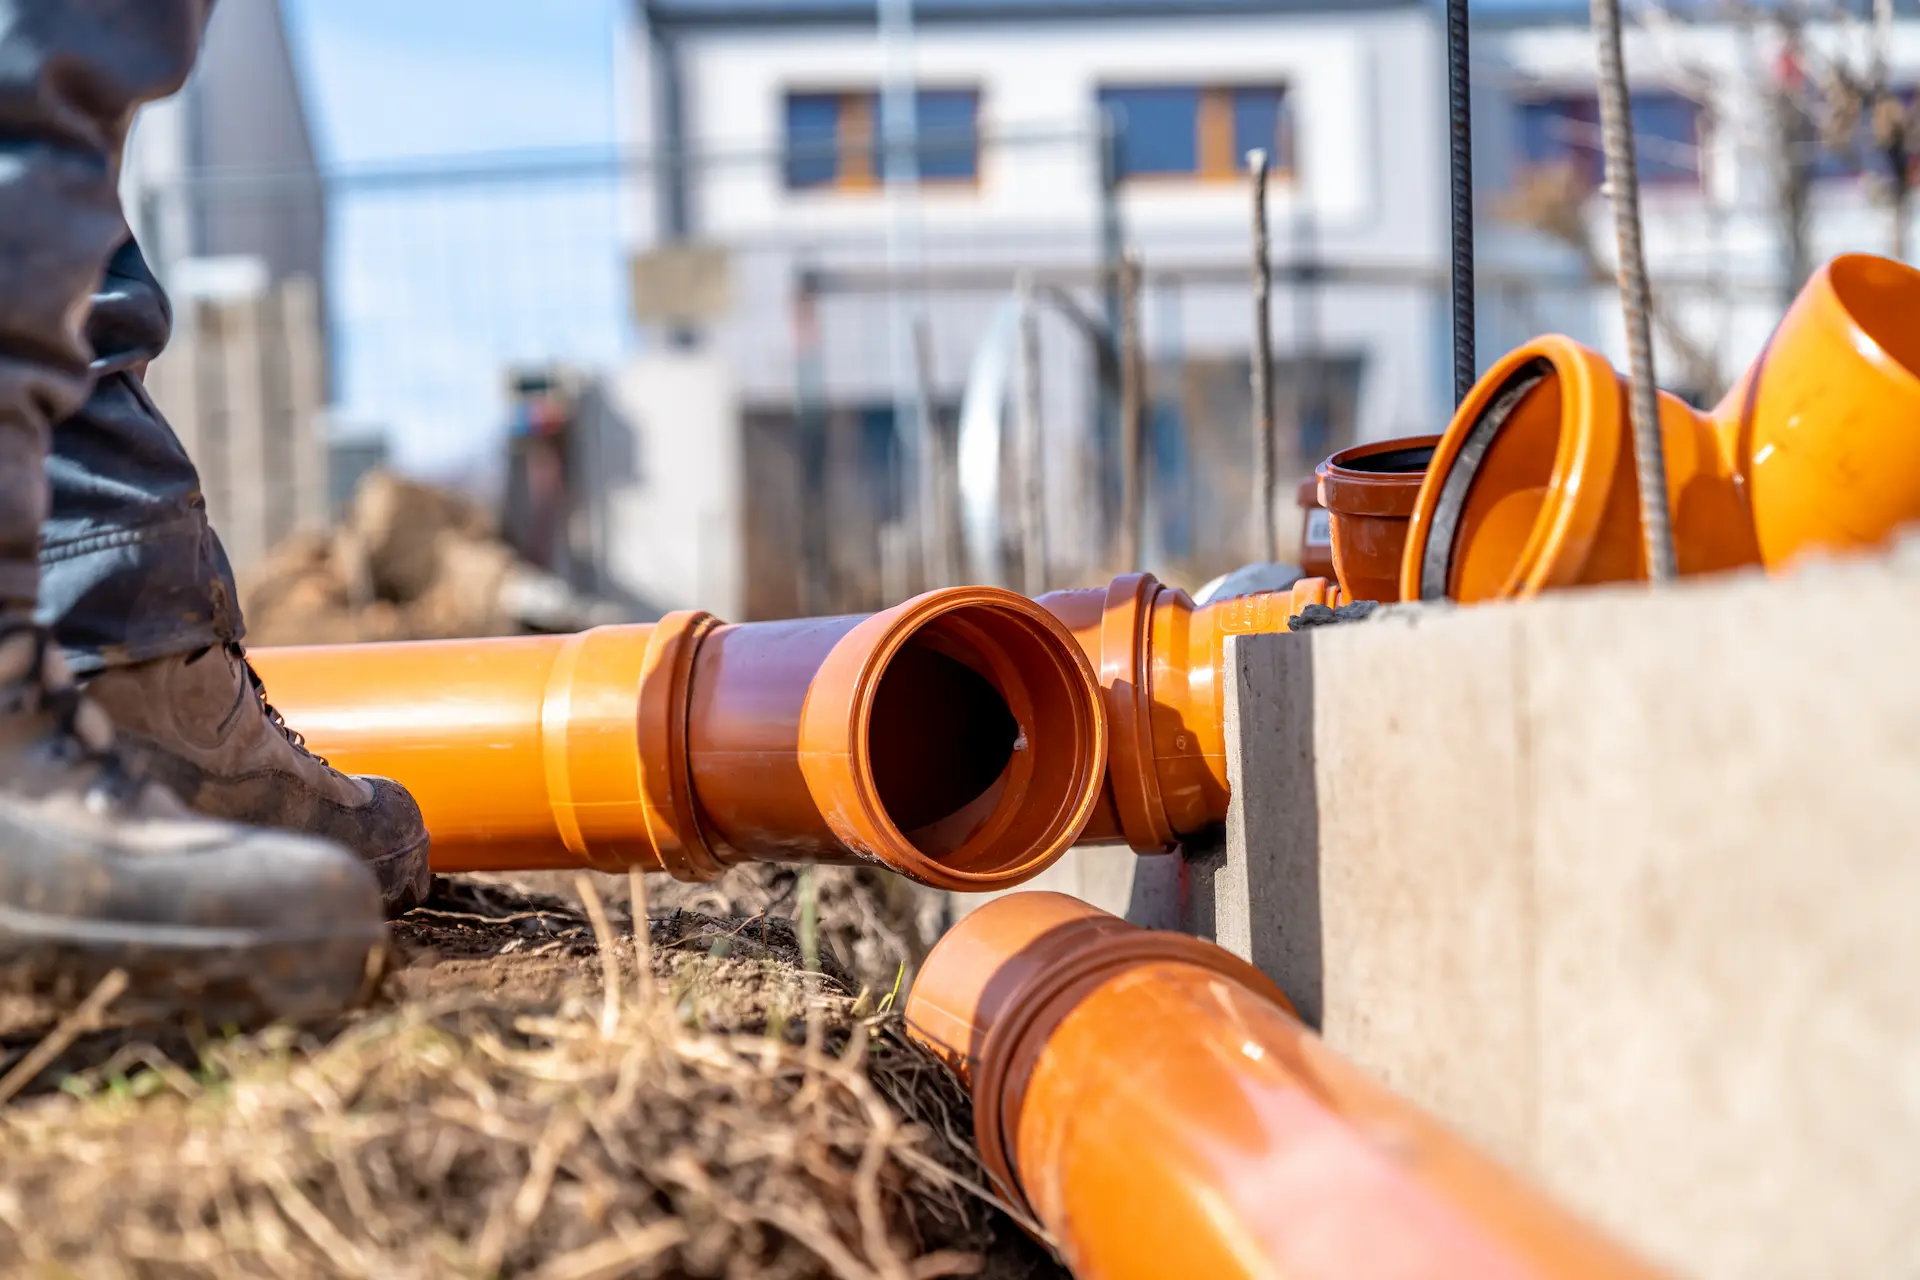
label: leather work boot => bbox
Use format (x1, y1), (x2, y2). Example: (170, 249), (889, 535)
(0, 625), (387, 1024)
(87, 643), (431, 917)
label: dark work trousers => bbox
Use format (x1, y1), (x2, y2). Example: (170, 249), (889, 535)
(39, 238), (243, 672)
(0, 2), (237, 672)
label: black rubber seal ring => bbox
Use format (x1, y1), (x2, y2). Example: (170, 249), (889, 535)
(1419, 358), (1553, 601)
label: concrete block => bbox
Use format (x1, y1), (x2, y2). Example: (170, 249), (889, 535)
(1307, 602), (1542, 1167)
(1517, 570), (1920, 1278)
(1210, 562), (1920, 1277)
(1218, 631), (1325, 1022)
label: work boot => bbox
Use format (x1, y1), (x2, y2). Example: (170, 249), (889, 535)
(0, 625), (387, 1024)
(86, 642), (431, 916)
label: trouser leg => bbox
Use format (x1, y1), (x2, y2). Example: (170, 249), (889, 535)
(0, 1), (213, 623)
(39, 238), (244, 673)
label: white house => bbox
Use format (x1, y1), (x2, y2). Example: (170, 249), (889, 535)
(615, 0), (1454, 615)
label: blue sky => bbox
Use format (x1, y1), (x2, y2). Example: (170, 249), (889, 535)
(280, 0), (627, 476)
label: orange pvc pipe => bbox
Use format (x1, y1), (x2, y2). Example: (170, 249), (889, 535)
(253, 571), (1336, 875)
(1401, 253), (1920, 602)
(1317, 434), (1439, 603)
(248, 587), (1108, 892)
(1037, 573), (1335, 851)
(906, 893), (1662, 1280)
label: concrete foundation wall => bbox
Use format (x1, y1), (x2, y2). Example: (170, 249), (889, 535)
(981, 558), (1920, 1277)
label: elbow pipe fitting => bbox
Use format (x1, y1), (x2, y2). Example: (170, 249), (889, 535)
(248, 587), (1108, 892)
(906, 893), (1660, 1280)
(1402, 254), (1920, 602)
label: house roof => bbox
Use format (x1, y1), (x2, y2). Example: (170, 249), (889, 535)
(640, 0), (1425, 33)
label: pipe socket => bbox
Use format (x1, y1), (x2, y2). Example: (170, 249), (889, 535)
(248, 587), (1108, 892)
(1403, 254), (1920, 602)
(1317, 434), (1438, 603)
(906, 893), (1661, 1280)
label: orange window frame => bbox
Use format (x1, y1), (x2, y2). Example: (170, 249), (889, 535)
(796, 88), (980, 193)
(1111, 84), (1294, 185)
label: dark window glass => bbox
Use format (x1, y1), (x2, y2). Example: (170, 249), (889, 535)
(1516, 92), (1699, 186)
(1517, 96), (1595, 174)
(1231, 87), (1292, 171)
(785, 93), (842, 189)
(915, 89), (981, 180)
(1100, 86), (1200, 177)
(1631, 92), (1701, 184)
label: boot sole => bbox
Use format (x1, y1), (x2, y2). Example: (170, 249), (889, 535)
(0, 902), (385, 1027)
(369, 833), (433, 918)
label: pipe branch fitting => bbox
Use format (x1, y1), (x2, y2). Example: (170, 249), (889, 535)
(1038, 573), (1324, 851)
(248, 587), (1107, 891)
(1403, 254), (1920, 602)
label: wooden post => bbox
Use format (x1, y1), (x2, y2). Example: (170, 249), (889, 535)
(1248, 148), (1278, 563)
(911, 314), (954, 590)
(1117, 251), (1146, 572)
(1015, 273), (1048, 596)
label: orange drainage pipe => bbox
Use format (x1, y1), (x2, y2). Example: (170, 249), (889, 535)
(254, 572), (1337, 876)
(247, 587), (1107, 892)
(1038, 573), (1337, 851)
(1317, 434), (1439, 604)
(1402, 253), (1920, 603)
(907, 893), (1662, 1280)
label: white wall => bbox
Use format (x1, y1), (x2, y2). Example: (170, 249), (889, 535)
(627, 8), (1450, 447)
(600, 352), (745, 619)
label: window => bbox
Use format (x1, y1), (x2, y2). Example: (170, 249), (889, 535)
(782, 88), (981, 191)
(1098, 84), (1294, 181)
(1516, 91), (1703, 188)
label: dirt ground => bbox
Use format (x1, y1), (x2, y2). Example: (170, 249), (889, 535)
(0, 869), (1063, 1280)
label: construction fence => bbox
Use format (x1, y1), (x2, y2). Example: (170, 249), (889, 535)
(130, 136), (1700, 617)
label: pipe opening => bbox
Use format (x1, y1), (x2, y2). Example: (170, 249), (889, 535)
(847, 597), (1104, 888)
(1340, 443), (1435, 474)
(1827, 254), (1920, 381)
(868, 643), (1019, 834)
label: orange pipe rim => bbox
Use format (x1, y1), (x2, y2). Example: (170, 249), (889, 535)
(636, 611), (722, 880)
(1318, 433), (1438, 602)
(967, 907), (1293, 1220)
(1400, 336), (1624, 602)
(798, 588), (1109, 892)
(1094, 573), (1175, 853)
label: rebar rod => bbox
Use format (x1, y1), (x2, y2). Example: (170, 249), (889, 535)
(1447, 0), (1476, 405)
(1591, 0), (1678, 581)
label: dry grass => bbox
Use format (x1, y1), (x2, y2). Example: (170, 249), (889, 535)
(0, 873), (1057, 1280)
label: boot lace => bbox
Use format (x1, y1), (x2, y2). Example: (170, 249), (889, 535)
(1, 625), (142, 807)
(236, 644), (331, 767)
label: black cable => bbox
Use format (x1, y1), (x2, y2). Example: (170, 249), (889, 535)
(1447, 0), (1475, 406)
